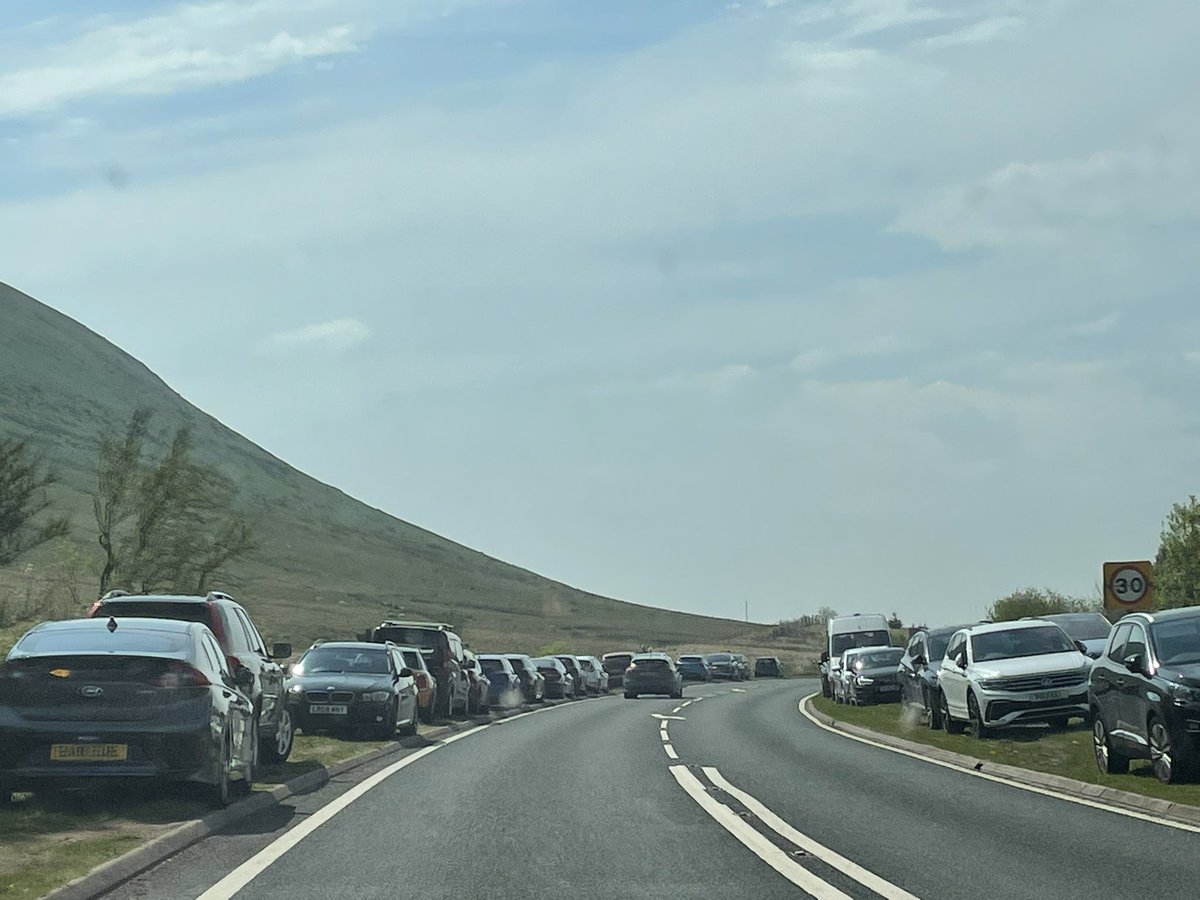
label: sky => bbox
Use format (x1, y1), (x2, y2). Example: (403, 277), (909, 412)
(1, 0), (1198, 627)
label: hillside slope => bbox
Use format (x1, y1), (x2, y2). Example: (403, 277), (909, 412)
(0, 282), (798, 658)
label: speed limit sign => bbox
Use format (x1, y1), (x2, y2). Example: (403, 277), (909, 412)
(1103, 560), (1155, 612)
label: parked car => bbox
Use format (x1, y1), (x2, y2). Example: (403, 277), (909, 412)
(361, 621), (469, 720)
(395, 646), (438, 724)
(898, 625), (968, 729)
(601, 652), (635, 689)
(624, 653), (683, 699)
(462, 649), (490, 715)
(87, 590), (295, 764)
(477, 655), (523, 708)
(754, 656), (782, 678)
(676, 655), (712, 681)
(1029, 612), (1113, 659)
(706, 652), (737, 680)
(532, 657), (575, 699)
(505, 654), (546, 703)
(938, 621), (1091, 738)
(285, 641), (419, 739)
(833, 647), (877, 704)
(0, 617), (255, 807)
(844, 647), (904, 705)
(554, 655), (587, 699)
(1091, 607), (1200, 783)
(576, 656), (607, 694)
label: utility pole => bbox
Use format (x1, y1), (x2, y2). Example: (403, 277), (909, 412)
(744, 600), (748, 623)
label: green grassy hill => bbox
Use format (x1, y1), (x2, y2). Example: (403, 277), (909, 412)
(0, 282), (818, 665)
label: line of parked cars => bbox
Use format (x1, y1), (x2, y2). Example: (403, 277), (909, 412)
(831, 607), (1200, 785)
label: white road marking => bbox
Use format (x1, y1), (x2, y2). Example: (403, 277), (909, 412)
(664, 743), (679, 760)
(703, 767), (920, 900)
(198, 725), (491, 899)
(660, 730), (671, 743)
(651, 713), (686, 721)
(672, 707), (683, 714)
(731, 688), (747, 693)
(660, 721), (669, 733)
(681, 701), (693, 708)
(669, 766), (852, 899)
(797, 694), (1200, 835)
(692, 696), (704, 703)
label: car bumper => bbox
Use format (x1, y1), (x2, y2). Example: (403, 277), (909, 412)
(854, 682), (901, 702)
(290, 698), (393, 732)
(624, 677), (679, 695)
(980, 688), (1090, 726)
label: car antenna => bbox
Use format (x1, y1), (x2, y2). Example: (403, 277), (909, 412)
(106, 617), (119, 633)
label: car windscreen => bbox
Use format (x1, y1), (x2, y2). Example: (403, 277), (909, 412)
(1045, 615), (1111, 641)
(295, 647), (389, 675)
(831, 630), (891, 655)
(854, 650), (903, 669)
(97, 601), (211, 624)
(970, 626), (1076, 662)
(12, 628), (191, 657)
(1151, 619), (1200, 667)
(480, 658), (505, 673)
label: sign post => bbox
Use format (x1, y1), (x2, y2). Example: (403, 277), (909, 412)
(1102, 560), (1155, 614)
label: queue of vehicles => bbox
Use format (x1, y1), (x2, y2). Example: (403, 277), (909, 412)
(825, 607), (1200, 785)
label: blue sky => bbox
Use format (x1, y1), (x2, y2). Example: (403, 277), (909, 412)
(1, 0), (1198, 625)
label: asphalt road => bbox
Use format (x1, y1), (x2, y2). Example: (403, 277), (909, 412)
(103, 679), (1200, 899)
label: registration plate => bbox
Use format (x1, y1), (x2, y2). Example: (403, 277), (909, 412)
(309, 704), (348, 715)
(1031, 689), (1068, 702)
(50, 743), (127, 762)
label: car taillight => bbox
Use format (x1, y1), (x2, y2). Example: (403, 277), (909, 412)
(152, 661), (210, 688)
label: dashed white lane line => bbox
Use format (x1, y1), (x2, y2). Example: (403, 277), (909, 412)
(664, 744), (679, 760)
(197, 725), (490, 900)
(681, 701), (693, 708)
(651, 713), (686, 721)
(797, 693), (1200, 836)
(731, 688), (747, 693)
(660, 730), (671, 743)
(660, 720), (669, 732)
(703, 767), (919, 900)
(672, 707), (683, 714)
(670, 766), (853, 899)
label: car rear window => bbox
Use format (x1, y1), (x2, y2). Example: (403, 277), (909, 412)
(401, 651), (424, 669)
(633, 658), (669, 671)
(602, 654), (632, 672)
(707, 653), (732, 663)
(374, 627), (442, 651)
(13, 628), (191, 657)
(96, 601), (212, 625)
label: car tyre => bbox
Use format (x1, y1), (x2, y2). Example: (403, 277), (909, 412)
(941, 692), (965, 735)
(926, 689), (943, 730)
(1092, 715), (1129, 775)
(210, 731), (233, 808)
(1149, 716), (1181, 784)
(260, 706), (295, 765)
(967, 691), (990, 739)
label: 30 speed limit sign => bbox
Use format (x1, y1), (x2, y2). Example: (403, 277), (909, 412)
(1103, 560), (1155, 612)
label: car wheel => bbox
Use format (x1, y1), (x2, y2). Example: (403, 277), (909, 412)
(1150, 716), (1180, 784)
(942, 692), (965, 735)
(260, 706), (295, 764)
(927, 690), (943, 730)
(1093, 715), (1129, 775)
(967, 692), (990, 739)
(210, 730), (233, 808)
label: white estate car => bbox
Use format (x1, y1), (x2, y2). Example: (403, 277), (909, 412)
(937, 620), (1091, 738)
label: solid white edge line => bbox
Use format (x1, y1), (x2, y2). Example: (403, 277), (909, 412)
(664, 744), (679, 760)
(669, 766), (852, 900)
(196, 725), (490, 900)
(797, 693), (1200, 835)
(703, 767), (919, 900)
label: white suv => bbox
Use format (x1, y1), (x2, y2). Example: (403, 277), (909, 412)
(937, 620), (1090, 738)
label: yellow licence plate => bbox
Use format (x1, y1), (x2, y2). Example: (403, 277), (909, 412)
(50, 743), (128, 762)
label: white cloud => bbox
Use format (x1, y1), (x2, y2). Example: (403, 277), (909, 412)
(655, 364), (757, 394)
(267, 318), (369, 352)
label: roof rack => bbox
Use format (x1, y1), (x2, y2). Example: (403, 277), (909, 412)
(376, 620), (455, 631)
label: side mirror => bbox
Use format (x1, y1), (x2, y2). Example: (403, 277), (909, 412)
(1074, 640), (1087, 655)
(272, 643), (292, 661)
(234, 667), (255, 694)
(820, 650), (830, 663)
(954, 650), (967, 668)
(399, 667), (414, 678)
(464, 659), (476, 670)
(1123, 653), (1146, 675)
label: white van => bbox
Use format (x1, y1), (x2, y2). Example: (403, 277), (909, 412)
(820, 614), (893, 698)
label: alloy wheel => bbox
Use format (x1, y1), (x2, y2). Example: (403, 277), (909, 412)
(1150, 719), (1175, 784)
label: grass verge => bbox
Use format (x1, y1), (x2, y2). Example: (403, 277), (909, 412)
(811, 696), (1200, 807)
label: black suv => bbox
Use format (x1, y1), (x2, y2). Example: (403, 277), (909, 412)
(88, 591), (295, 763)
(361, 621), (469, 721)
(1090, 607), (1200, 783)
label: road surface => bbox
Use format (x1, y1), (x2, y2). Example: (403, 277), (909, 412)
(104, 679), (1200, 899)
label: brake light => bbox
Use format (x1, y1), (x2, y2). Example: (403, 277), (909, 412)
(152, 661), (210, 687)
(225, 655), (242, 674)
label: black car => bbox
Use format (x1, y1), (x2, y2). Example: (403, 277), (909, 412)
(898, 625), (968, 729)
(1091, 608), (1200, 783)
(844, 647), (904, 705)
(601, 652), (634, 689)
(754, 656), (782, 678)
(0, 617), (256, 807)
(87, 590), (295, 763)
(285, 641), (419, 740)
(362, 621), (469, 720)
(505, 654), (546, 703)
(706, 652), (736, 680)
(624, 653), (683, 699)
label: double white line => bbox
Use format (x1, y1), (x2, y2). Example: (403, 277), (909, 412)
(670, 765), (918, 900)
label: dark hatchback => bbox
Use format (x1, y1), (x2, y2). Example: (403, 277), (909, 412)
(844, 647), (904, 705)
(676, 655), (711, 681)
(601, 652), (634, 689)
(0, 617), (255, 807)
(706, 652), (736, 680)
(754, 657), (782, 678)
(624, 654), (683, 699)
(1091, 608), (1200, 783)
(898, 625), (968, 729)
(285, 642), (418, 740)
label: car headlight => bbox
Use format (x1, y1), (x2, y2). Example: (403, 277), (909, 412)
(361, 690), (391, 703)
(1171, 685), (1197, 706)
(978, 680), (1001, 691)
(287, 684), (304, 694)
(856, 676), (874, 685)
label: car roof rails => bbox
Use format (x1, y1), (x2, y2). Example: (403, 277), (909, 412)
(99, 589), (132, 601)
(377, 620), (456, 631)
(206, 591), (237, 603)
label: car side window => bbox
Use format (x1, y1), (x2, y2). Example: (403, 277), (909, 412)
(1124, 624), (1147, 663)
(218, 607), (250, 653)
(1108, 623), (1132, 662)
(945, 634), (965, 665)
(233, 608), (264, 654)
(201, 632), (229, 680)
